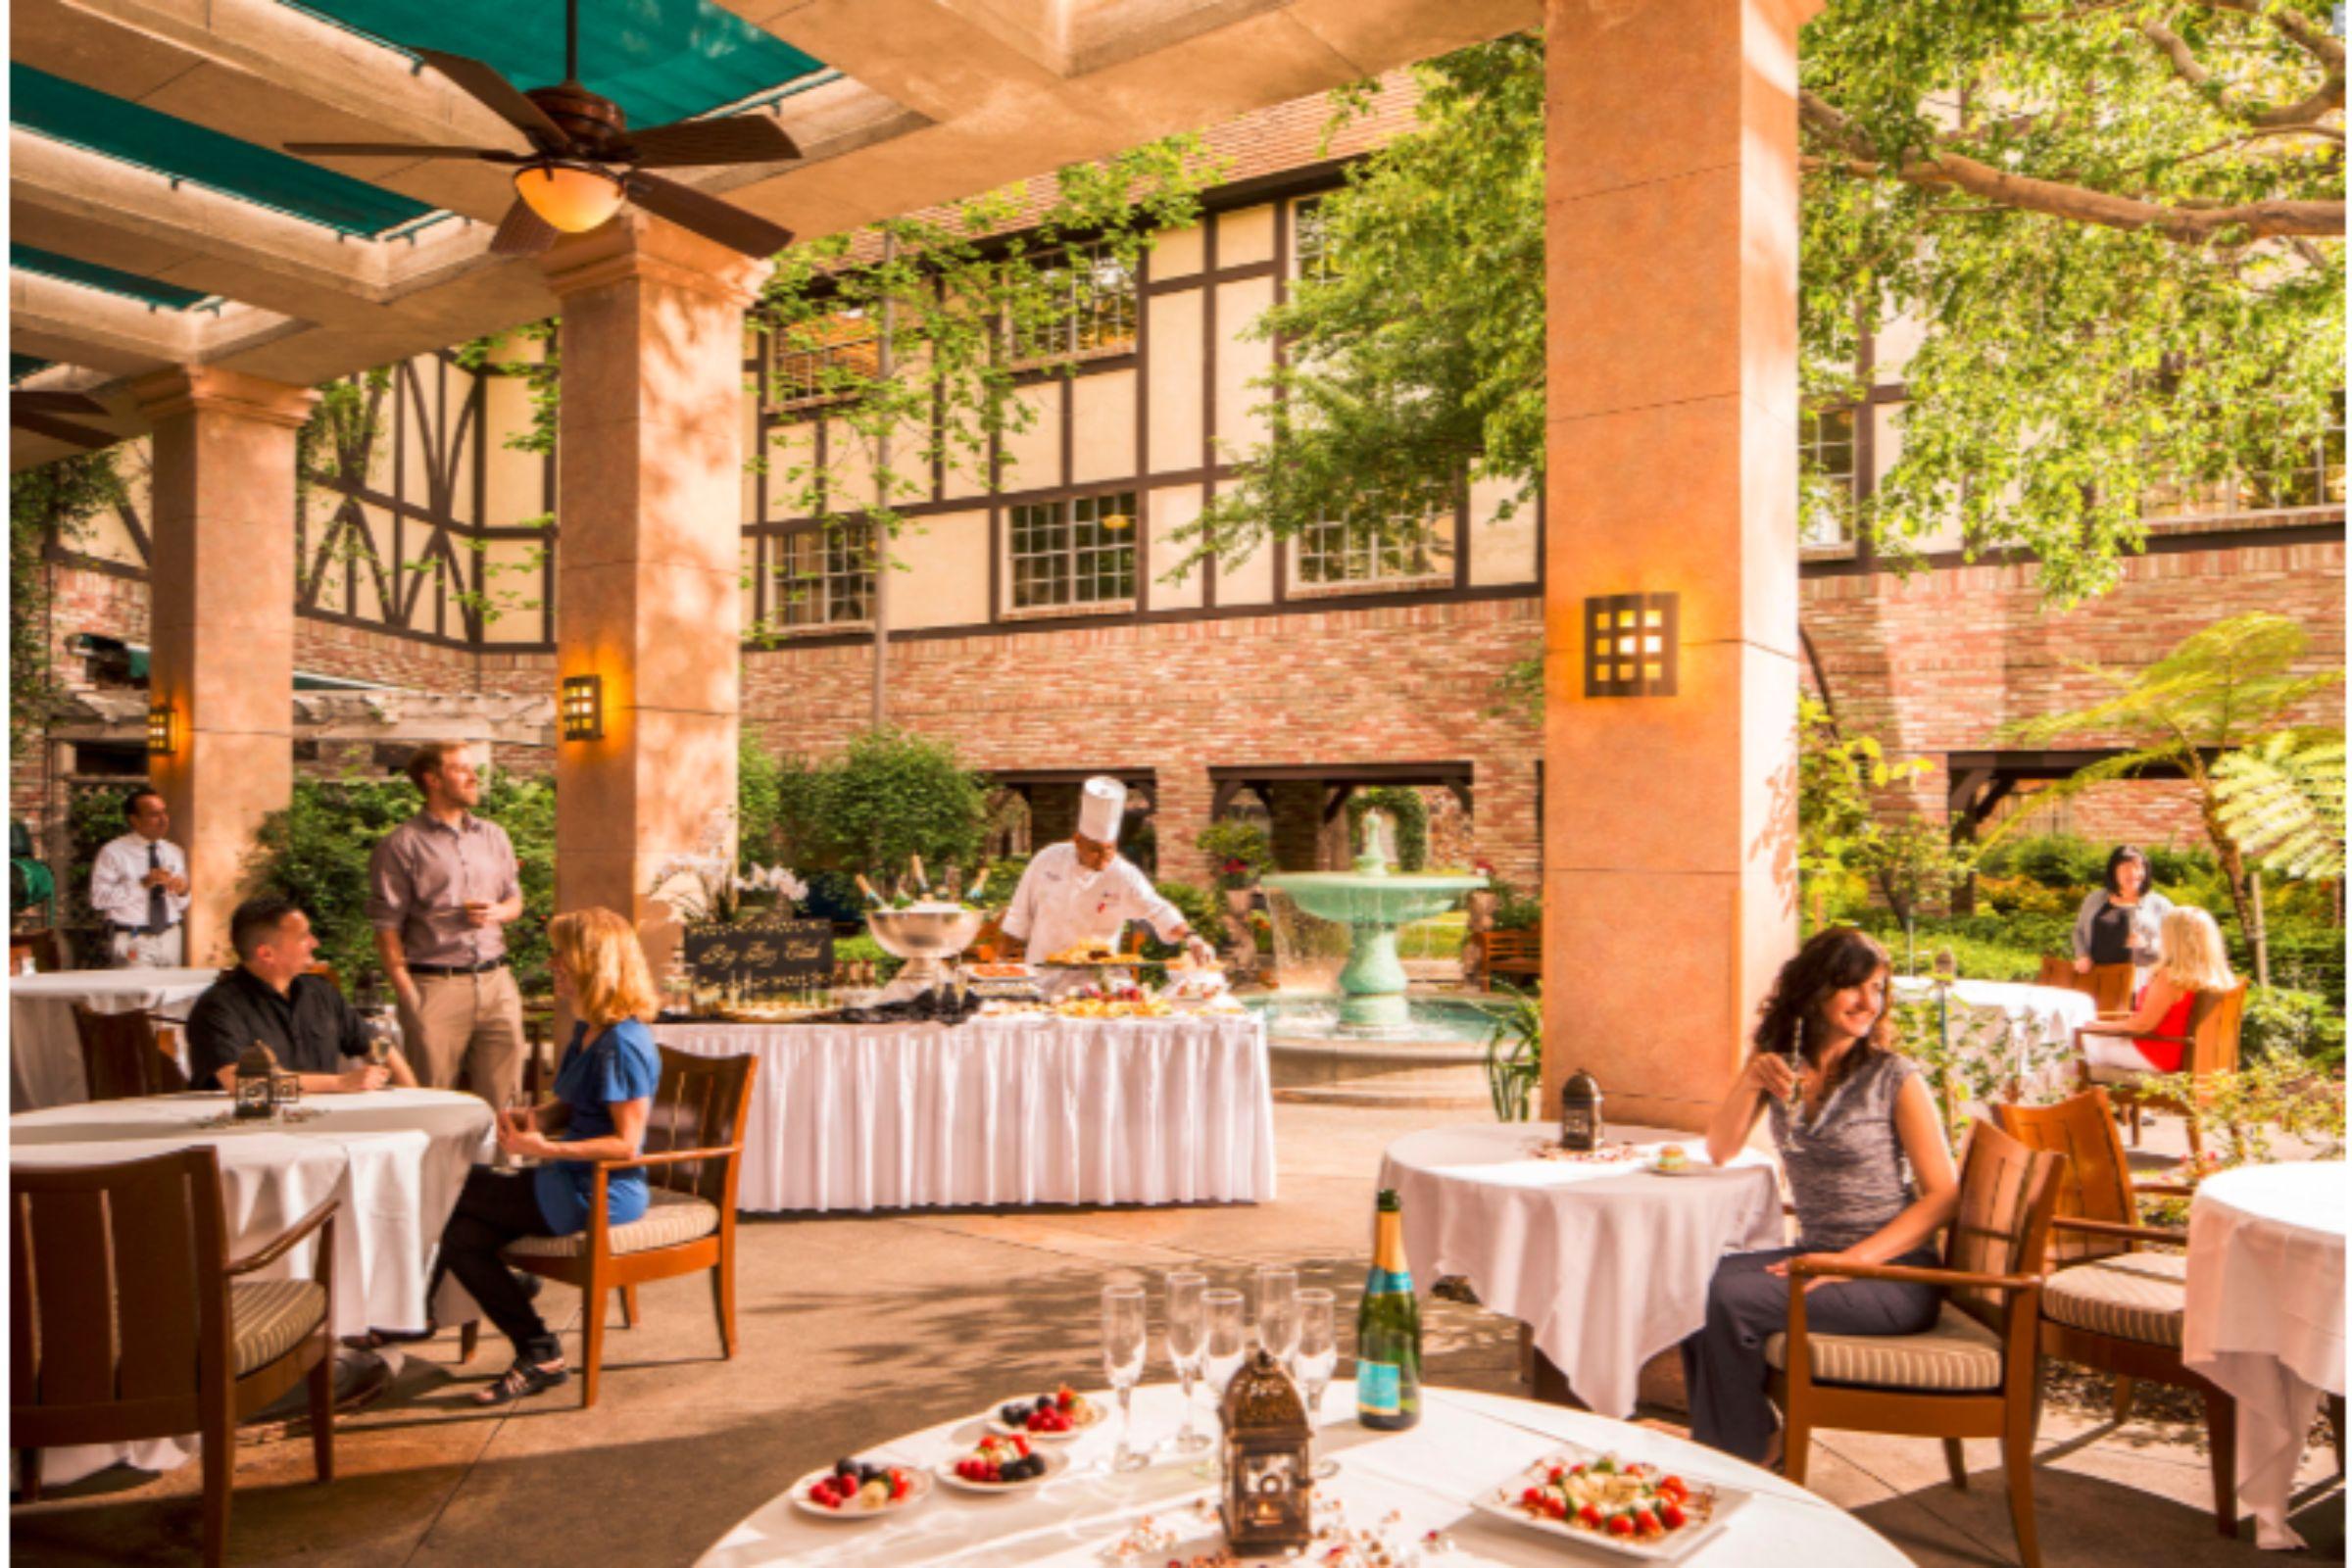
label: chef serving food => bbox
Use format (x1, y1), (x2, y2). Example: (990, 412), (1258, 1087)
(1002, 778), (1216, 972)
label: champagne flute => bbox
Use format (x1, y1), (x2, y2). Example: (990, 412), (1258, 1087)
(1102, 1286), (1149, 1473)
(1293, 1289), (1340, 1479)
(1196, 1289), (1248, 1480)
(1165, 1270), (1210, 1453)
(1781, 1016), (1808, 1152)
(1255, 1265), (1299, 1365)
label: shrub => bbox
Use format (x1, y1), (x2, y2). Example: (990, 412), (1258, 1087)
(1199, 819), (1275, 890)
(1986, 833), (2111, 891)
(1488, 877), (1543, 932)
(830, 931), (904, 982)
(2241, 986), (2347, 1068)
(1973, 875), (2073, 918)
(761, 727), (987, 880)
(1140, 879), (1220, 957)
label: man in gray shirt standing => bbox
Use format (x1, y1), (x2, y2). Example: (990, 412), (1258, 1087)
(368, 742), (527, 1108)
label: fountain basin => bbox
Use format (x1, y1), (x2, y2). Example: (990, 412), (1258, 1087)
(1261, 871), (1486, 1031)
(1248, 995), (1509, 1107)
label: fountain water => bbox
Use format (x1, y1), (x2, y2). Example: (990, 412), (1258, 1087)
(1260, 811), (1486, 1033)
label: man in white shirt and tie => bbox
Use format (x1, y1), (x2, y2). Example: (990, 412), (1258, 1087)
(89, 787), (190, 968)
(1001, 777), (1214, 971)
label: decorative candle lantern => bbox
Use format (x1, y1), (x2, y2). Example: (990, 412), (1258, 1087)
(233, 1043), (277, 1121)
(270, 1060), (303, 1115)
(1218, 1348), (1314, 1555)
(1560, 1066), (1603, 1152)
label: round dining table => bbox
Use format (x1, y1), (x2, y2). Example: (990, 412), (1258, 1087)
(2183, 1159), (2347, 1550)
(8, 965), (220, 1111)
(1378, 1124), (1783, 1418)
(699, 1380), (1908, 1566)
(10, 1087), (494, 1483)
(1888, 976), (2097, 1094)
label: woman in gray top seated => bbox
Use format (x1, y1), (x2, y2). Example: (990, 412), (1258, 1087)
(1681, 927), (1960, 1466)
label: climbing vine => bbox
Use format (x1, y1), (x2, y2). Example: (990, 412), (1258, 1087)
(10, 452), (124, 747)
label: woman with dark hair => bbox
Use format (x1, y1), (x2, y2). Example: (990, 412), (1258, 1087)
(2071, 846), (2175, 990)
(1681, 927), (1960, 1466)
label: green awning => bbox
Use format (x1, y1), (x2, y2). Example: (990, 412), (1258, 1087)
(11, 65), (436, 237)
(280, 0), (828, 129)
(13, 245), (211, 311)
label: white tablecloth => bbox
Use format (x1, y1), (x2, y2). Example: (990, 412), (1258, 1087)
(8, 966), (220, 1111)
(655, 1014), (1276, 1213)
(2183, 1160), (2347, 1549)
(699, 1380), (1906, 1567)
(1890, 976), (2098, 1091)
(10, 1087), (494, 1482)
(1378, 1124), (1784, 1418)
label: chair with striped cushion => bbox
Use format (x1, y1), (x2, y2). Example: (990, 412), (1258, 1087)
(10, 1147), (338, 1568)
(1994, 1089), (2242, 1537)
(1767, 1118), (2064, 1568)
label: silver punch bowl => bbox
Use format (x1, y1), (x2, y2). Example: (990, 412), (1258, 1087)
(864, 906), (986, 989)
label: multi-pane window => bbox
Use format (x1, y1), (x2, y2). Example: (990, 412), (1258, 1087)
(2144, 393), (2347, 519)
(1298, 518), (1441, 585)
(1295, 199), (1337, 282)
(773, 522), (874, 626)
(1012, 243), (1136, 361)
(772, 312), (880, 406)
(1800, 406), (1859, 545)
(1010, 492), (1137, 609)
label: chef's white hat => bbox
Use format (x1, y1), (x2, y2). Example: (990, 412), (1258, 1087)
(1078, 776), (1127, 843)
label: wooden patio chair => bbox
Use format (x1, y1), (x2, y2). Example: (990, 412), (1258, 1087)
(462, 1047), (755, 1407)
(70, 1003), (189, 1101)
(11, 1147), (337, 1568)
(1768, 1118), (2065, 1568)
(2075, 980), (2247, 1159)
(1472, 925), (1542, 991)
(1992, 1088), (2244, 1535)
(304, 961), (342, 994)
(2034, 955), (2077, 991)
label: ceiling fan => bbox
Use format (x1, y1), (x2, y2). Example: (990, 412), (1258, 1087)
(285, 0), (800, 260)
(11, 390), (115, 451)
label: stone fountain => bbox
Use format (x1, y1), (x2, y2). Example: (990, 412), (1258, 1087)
(1261, 814), (1485, 1033)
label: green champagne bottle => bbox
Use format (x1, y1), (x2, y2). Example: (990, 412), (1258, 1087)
(1355, 1188), (1421, 1430)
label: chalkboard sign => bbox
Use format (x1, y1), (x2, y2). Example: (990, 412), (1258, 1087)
(683, 917), (835, 996)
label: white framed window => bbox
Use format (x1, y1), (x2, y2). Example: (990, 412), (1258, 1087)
(1801, 405), (1859, 545)
(772, 312), (880, 408)
(1010, 492), (1137, 609)
(1295, 198), (1337, 282)
(1297, 518), (1445, 587)
(773, 521), (874, 626)
(2144, 392), (2346, 520)
(1011, 242), (1137, 361)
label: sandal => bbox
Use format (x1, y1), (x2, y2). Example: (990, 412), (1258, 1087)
(473, 1357), (569, 1405)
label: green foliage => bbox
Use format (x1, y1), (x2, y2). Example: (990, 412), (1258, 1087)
(1484, 986), (1544, 1123)
(2242, 985), (2347, 1069)
(758, 728), (987, 878)
(1971, 875), (2075, 918)
(830, 932), (906, 983)
(1893, 988), (2072, 1149)
(1798, 696), (1932, 920)
(1346, 786), (1429, 870)
(2214, 728), (2346, 882)
(296, 368), (390, 498)
(12, 452), (123, 748)
(1486, 877), (1544, 932)
(2139, 1055), (2346, 1172)
(1198, 818), (1276, 890)
(62, 780), (141, 938)
(1488, 656), (1543, 727)
(1854, 817), (1975, 927)
(241, 774), (557, 992)
(1137, 879), (1220, 958)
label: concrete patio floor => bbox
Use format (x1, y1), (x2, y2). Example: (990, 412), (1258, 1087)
(13, 1101), (2343, 1566)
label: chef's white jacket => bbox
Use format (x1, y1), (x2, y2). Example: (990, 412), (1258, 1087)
(1000, 842), (1188, 964)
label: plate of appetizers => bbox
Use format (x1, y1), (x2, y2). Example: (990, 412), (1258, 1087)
(937, 1432), (1069, 1494)
(791, 1456), (931, 1520)
(987, 1386), (1103, 1441)
(1469, 1447), (1749, 1562)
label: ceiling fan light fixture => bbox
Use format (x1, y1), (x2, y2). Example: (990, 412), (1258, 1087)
(514, 162), (626, 234)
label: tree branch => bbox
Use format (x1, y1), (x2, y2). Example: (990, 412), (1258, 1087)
(2187, 0), (2346, 73)
(2138, 15), (2344, 132)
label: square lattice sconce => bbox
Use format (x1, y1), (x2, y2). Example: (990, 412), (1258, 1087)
(560, 675), (605, 742)
(1583, 593), (1679, 698)
(146, 703), (178, 757)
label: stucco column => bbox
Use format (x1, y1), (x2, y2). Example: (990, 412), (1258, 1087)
(132, 368), (318, 966)
(542, 215), (770, 964)
(1541, 0), (1808, 1130)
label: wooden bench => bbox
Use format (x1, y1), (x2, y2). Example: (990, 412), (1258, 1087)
(1471, 925), (1542, 991)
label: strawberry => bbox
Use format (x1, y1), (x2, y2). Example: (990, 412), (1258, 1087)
(1056, 1384), (1077, 1410)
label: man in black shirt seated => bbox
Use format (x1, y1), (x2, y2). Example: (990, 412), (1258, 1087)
(187, 898), (419, 1094)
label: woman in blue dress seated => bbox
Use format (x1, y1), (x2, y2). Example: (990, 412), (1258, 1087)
(1681, 927), (1960, 1467)
(436, 906), (662, 1405)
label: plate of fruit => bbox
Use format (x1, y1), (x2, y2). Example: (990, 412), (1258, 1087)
(988, 1384), (1102, 1440)
(1468, 1447), (1747, 1562)
(938, 1431), (1067, 1494)
(792, 1456), (930, 1520)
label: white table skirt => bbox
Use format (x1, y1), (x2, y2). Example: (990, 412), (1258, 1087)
(8, 966), (219, 1111)
(2183, 1160), (2347, 1549)
(1890, 977), (2098, 1091)
(11, 1087), (494, 1483)
(699, 1380), (1906, 1567)
(1379, 1124), (1783, 1419)
(654, 1014), (1277, 1212)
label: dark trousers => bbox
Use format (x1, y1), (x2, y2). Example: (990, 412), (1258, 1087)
(1680, 1245), (1944, 1463)
(435, 1167), (561, 1362)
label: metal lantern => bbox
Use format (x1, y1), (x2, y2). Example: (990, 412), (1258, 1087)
(269, 1062), (302, 1114)
(1218, 1348), (1314, 1555)
(233, 1043), (277, 1121)
(1560, 1065), (1603, 1152)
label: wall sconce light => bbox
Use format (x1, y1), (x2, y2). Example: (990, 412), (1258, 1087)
(146, 703), (177, 756)
(560, 674), (605, 742)
(1583, 593), (1679, 697)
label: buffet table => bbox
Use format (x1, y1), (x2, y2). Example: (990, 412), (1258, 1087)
(699, 1381), (1908, 1567)
(655, 1012), (1276, 1212)
(9, 965), (217, 1111)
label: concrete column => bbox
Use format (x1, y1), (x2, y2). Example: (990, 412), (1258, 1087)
(542, 215), (769, 963)
(132, 368), (318, 966)
(1541, 0), (1808, 1130)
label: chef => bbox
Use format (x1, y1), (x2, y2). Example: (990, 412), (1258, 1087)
(1002, 777), (1215, 969)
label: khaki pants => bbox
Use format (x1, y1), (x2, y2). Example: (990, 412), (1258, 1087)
(108, 926), (185, 969)
(401, 967), (526, 1109)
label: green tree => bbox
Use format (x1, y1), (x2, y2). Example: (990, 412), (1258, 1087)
(2213, 727), (2346, 884)
(11, 452), (124, 748)
(760, 728), (988, 881)
(1798, 695), (1929, 925)
(1998, 612), (2343, 983)
(1185, 12), (2343, 604)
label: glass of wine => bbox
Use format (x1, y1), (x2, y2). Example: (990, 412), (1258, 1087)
(1102, 1286), (1149, 1473)
(1165, 1270), (1210, 1452)
(1781, 1015), (1808, 1152)
(1196, 1288), (1247, 1480)
(1255, 1265), (1299, 1364)
(1293, 1289), (1340, 1479)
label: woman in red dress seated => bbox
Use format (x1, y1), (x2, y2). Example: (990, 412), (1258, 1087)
(2076, 906), (2235, 1075)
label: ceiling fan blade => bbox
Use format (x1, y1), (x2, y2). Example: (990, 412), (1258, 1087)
(624, 172), (795, 260)
(415, 48), (567, 150)
(487, 197), (559, 258)
(13, 411), (116, 451)
(622, 116), (802, 169)
(14, 390), (107, 416)
(285, 141), (514, 160)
